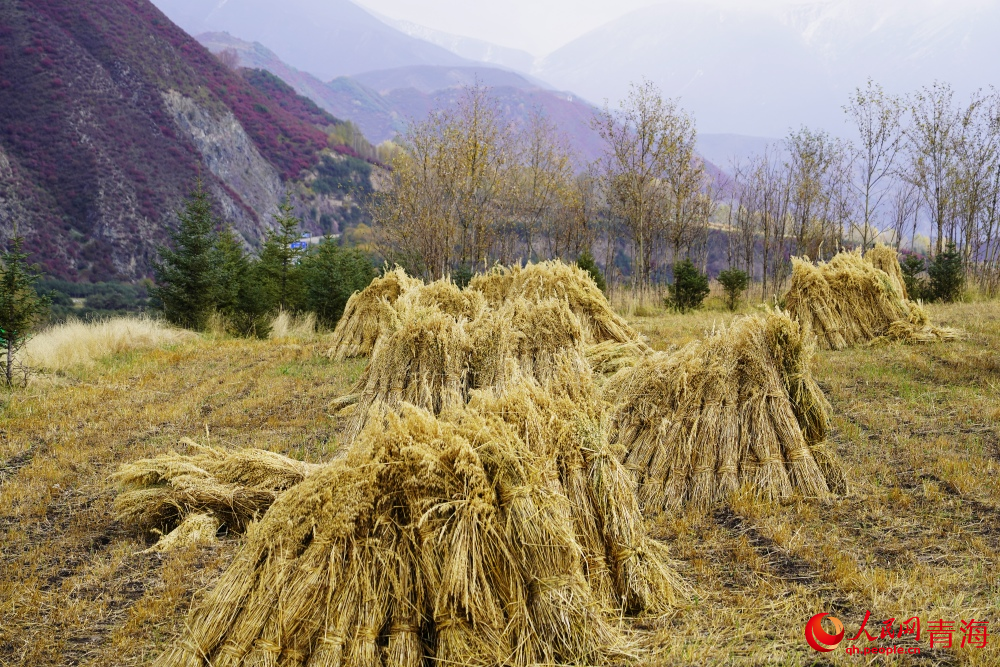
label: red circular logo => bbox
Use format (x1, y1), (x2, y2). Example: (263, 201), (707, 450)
(805, 613), (845, 652)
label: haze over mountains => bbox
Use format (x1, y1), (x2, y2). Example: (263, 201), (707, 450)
(153, 0), (998, 156)
(150, 0), (474, 80)
(534, 0), (1000, 136)
(194, 31), (607, 162)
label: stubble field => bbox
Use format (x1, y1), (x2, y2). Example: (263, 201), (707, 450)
(1, 301), (998, 666)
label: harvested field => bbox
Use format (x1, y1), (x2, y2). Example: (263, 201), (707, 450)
(2, 295), (999, 665)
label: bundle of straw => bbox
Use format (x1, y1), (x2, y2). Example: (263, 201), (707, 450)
(865, 243), (909, 299)
(605, 310), (847, 514)
(586, 340), (653, 375)
(343, 296), (596, 440)
(342, 300), (472, 442)
(404, 277), (488, 320)
(468, 297), (591, 392)
(785, 246), (958, 349)
(469, 261), (640, 344)
(155, 396), (678, 667)
(113, 441), (320, 548)
(325, 267), (422, 360)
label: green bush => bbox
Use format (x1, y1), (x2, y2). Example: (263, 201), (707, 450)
(717, 267), (749, 311)
(452, 265), (473, 289)
(927, 241), (964, 303)
(666, 259), (710, 312)
(899, 253), (927, 301)
(576, 251), (607, 293)
(300, 239), (376, 328)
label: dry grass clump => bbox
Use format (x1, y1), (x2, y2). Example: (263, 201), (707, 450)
(785, 245), (958, 349)
(113, 440), (320, 549)
(325, 267), (422, 360)
(605, 310), (847, 515)
(469, 261), (640, 344)
(23, 316), (193, 372)
(267, 311), (317, 340)
(155, 378), (681, 667)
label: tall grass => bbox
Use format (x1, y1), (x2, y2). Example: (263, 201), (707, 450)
(267, 311), (317, 340)
(23, 317), (194, 372)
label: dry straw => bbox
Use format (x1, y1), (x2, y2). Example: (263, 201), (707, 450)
(469, 261), (640, 344)
(116, 259), (855, 665)
(113, 440), (320, 549)
(605, 310), (847, 515)
(785, 245), (958, 349)
(155, 391), (681, 667)
(343, 295), (595, 440)
(325, 267), (422, 360)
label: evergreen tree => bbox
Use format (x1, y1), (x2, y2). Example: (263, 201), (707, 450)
(717, 267), (749, 311)
(300, 239), (375, 327)
(153, 183), (218, 329)
(928, 241), (964, 302)
(212, 227), (270, 336)
(576, 251), (607, 293)
(451, 265), (473, 289)
(666, 258), (710, 312)
(0, 231), (50, 386)
(899, 253), (927, 301)
(259, 200), (306, 312)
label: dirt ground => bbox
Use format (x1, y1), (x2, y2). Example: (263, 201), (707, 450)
(2, 302), (998, 666)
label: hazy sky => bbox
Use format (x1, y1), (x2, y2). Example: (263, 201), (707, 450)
(353, 0), (807, 55)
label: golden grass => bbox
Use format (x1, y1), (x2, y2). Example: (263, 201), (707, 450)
(22, 316), (194, 372)
(266, 311), (317, 340)
(3, 290), (1000, 665)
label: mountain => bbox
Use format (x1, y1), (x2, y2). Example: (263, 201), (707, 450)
(533, 0), (1000, 137)
(374, 16), (537, 76)
(0, 0), (347, 281)
(196, 33), (608, 162)
(150, 0), (473, 81)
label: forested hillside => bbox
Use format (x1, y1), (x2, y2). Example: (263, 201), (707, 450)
(0, 0), (351, 281)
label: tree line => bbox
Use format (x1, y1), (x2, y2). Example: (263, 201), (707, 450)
(153, 183), (374, 336)
(370, 78), (997, 300)
(726, 80), (1000, 299)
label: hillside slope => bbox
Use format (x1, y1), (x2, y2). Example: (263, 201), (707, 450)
(197, 33), (607, 163)
(0, 0), (341, 280)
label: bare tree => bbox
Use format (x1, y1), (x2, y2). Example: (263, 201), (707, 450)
(906, 82), (963, 256)
(888, 183), (921, 250)
(510, 107), (576, 264)
(369, 84), (516, 279)
(845, 79), (905, 252)
(594, 80), (693, 288)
